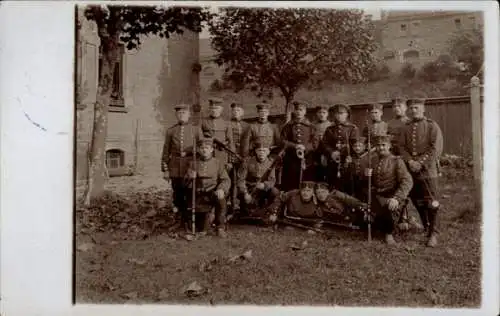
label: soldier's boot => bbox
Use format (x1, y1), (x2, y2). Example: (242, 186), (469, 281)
(385, 234), (396, 246)
(427, 233), (438, 247)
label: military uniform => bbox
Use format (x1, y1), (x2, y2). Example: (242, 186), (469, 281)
(312, 105), (332, 183)
(315, 184), (367, 225)
(366, 135), (414, 237)
(280, 102), (317, 192)
(236, 153), (280, 222)
(241, 103), (281, 157)
(399, 100), (443, 241)
(184, 138), (231, 233)
(161, 105), (202, 226)
(344, 137), (370, 200)
(387, 116), (410, 155)
(321, 104), (359, 191)
(363, 104), (388, 140)
(201, 98), (235, 168)
(282, 182), (318, 218)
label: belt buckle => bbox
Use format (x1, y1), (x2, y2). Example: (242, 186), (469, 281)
(181, 152), (186, 157)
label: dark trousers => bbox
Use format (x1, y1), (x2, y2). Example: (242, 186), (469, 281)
(280, 153), (314, 192)
(171, 178), (189, 224)
(186, 190), (227, 230)
(327, 162), (351, 193)
(239, 187), (280, 217)
(371, 196), (399, 235)
(409, 177), (440, 235)
(228, 164), (240, 211)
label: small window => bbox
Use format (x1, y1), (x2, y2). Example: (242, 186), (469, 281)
(400, 24), (407, 32)
(98, 44), (125, 107)
(383, 50), (395, 60)
(454, 18), (462, 29)
(403, 49), (420, 61)
(106, 149), (125, 169)
(410, 21), (421, 35)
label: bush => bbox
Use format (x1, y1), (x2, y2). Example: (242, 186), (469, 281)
(400, 63), (416, 79)
(210, 79), (223, 91)
(419, 55), (461, 82)
(419, 61), (440, 82)
(367, 63), (391, 82)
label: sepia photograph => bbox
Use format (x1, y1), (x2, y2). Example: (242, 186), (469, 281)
(70, 1), (489, 309)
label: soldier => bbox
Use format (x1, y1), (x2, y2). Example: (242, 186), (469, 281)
(280, 101), (317, 192)
(201, 97), (235, 171)
(363, 103), (388, 140)
(321, 103), (359, 191)
(314, 182), (368, 227)
(161, 104), (202, 229)
(236, 141), (281, 224)
(241, 102), (281, 158)
(344, 135), (369, 200)
(185, 137), (231, 238)
(399, 97), (444, 247)
(228, 102), (250, 212)
(282, 180), (318, 219)
(364, 134), (413, 245)
(387, 97), (410, 155)
(312, 104), (332, 183)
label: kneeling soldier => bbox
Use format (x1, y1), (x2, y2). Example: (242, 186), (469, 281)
(364, 134), (413, 245)
(314, 182), (368, 228)
(185, 137), (231, 238)
(236, 141), (281, 224)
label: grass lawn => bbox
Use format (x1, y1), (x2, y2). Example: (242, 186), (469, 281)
(75, 168), (481, 307)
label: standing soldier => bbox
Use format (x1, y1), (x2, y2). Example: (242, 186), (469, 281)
(399, 97), (443, 247)
(161, 104), (202, 229)
(387, 97), (410, 156)
(229, 102), (250, 212)
(321, 103), (359, 191)
(201, 97), (235, 171)
(364, 134), (413, 245)
(344, 135), (369, 200)
(236, 141), (281, 224)
(280, 101), (317, 192)
(312, 104), (332, 183)
(185, 137), (231, 238)
(363, 103), (388, 139)
(241, 102), (281, 158)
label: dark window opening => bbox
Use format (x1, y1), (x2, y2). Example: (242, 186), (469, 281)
(106, 149), (125, 169)
(98, 44), (125, 107)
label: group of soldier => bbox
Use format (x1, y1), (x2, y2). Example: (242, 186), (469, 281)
(161, 95), (443, 247)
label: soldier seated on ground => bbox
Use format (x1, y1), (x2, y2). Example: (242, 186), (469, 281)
(184, 137), (231, 238)
(314, 182), (368, 228)
(236, 141), (281, 225)
(281, 179), (318, 219)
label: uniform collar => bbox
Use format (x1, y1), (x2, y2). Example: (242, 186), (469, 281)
(258, 118), (268, 124)
(412, 116), (425, 122)
(231, 118), (242, 122)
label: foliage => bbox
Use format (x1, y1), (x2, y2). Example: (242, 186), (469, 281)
(209, 8), (378, 112)
(210, 79), (223, 91)
(419, 54), (461, 83)
(367, 62), (391, 82)
(447, 28), (484, 81)
(400, 63), (416, 80)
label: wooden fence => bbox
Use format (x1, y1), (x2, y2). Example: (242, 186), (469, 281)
(243, 95), (483, 157)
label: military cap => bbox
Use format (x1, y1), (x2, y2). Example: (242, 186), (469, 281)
(316, 104), (330, 112)
(331, 103), (350, 113)
(292, 101), (307, 110)
(315, 182), (330, 190)
(300, 181), (316, 189)
(392, 96), (407, 105)
(230, 102), (243, 109)
(350, 135), (367, 145)
(369, 103), (384, 111)
(197, 137), (214, 146)
(373, 134), (393, 144)
(407, 98), (426, 106)
(174, 103), (190, 111)
(256, 103), (270, 110)
(253, 139), (269, 150)
(208, 97), (224, 106)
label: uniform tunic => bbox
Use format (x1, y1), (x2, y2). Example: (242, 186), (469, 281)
(230, 119), (250, 158)
(184, 156), (231, 227)
(387, 116), (410, 155)
(312, 121), (332, 182)
(280, 118), (317, 192)
(201, 116), (235, 165)
(321, 121), (359, 190)
(241, 120), (281, 157)
(364, 153), (414, 234)
(283, 190), (318, 218)
(399, 116), (443, 235)
(316, 190), (367, 224)
(362, 120), (388, 140)
(344, 151), (371, 200)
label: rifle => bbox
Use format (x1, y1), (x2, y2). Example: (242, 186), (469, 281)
(190, 124), (198, 236)
(247, 146), (287, 197)
(345, 130), (354, 195)
(366, 111), (373, 242)
(213, 137), (243, 162)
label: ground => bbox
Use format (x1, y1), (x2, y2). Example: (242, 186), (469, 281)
(75, 167), (481, 307)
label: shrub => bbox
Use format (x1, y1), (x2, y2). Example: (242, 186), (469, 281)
(210, 79), (223, 91)
(400, 63), (416, 79)
(367, 62), (392, 82)
(419, 61), (441, 82)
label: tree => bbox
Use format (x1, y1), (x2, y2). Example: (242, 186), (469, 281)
(80, 5), (212, 204)
(209, 8), (378, 115)
(448, 27), (484, 81)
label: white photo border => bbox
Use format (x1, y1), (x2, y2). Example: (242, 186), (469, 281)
(0, 1), (498, 316)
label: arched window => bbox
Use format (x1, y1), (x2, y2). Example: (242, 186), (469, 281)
(383, 50), (396, 61)
(106, 149), (125, 169)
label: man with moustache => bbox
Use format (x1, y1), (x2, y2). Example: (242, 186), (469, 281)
(241, 102), (281, 158)
(312, 104), (332, 183)
(387, 97), (410, 155)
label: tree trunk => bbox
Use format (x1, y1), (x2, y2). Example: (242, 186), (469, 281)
(283, 92), (295, 124)
(83, 30), (120, 206)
